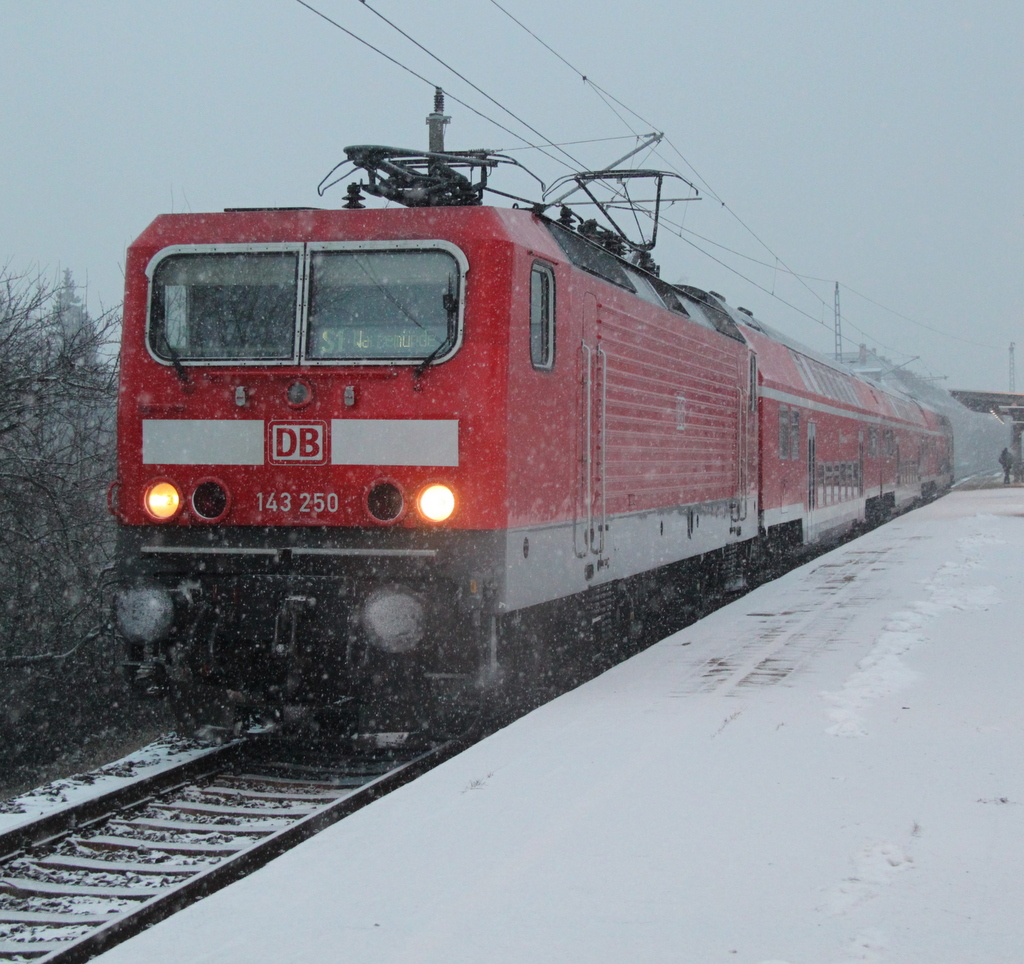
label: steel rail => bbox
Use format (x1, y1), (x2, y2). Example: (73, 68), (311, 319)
(0, 745), (243, 863)
(0, 736), (469, 964)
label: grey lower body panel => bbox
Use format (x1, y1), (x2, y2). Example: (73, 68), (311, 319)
(501, 497), (753, 612)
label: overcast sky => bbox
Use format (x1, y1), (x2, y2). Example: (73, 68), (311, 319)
(2, 0), (1021, 390)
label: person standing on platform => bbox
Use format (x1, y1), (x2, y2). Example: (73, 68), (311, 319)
(1000, 447), (1013, 484)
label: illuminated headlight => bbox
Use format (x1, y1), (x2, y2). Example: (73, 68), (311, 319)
(417, 483), (456, 523)
(145, 481), (181, 520)
(361, 588), (426, 654)
(116, 588), (174, 644)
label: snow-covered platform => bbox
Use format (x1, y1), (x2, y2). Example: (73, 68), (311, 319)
(97, 488), (1024, 964)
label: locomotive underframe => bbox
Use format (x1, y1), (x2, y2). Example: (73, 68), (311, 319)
(116, 525), (510, 736)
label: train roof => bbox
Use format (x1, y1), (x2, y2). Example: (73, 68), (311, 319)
(729, 309), (930, 425)
(127, 204), (559, 254)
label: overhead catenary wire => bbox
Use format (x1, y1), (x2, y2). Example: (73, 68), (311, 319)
(838, 283), (1000, 351)
(484, 2), (850, 323)
(298, 0), (796, 291)
(663, 217), (869, 339)
(296, 0), (986, 368)
(291, 0), (574, 170)
(354, 0), (585, 172)
(651, 208), (927, 363)
(665, 224), (999, 351)
(493, 134), (643, 153)
(485, 0), (986, 363)
(485, 0), (645, 139)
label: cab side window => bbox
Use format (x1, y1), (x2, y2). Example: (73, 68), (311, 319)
(530, 262), (555, 370)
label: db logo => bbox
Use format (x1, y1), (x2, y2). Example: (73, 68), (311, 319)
(269, 421), (328, 465)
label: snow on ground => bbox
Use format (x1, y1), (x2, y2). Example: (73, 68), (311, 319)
(0, 737), (220, 836)
(96, 488), (1024, 964)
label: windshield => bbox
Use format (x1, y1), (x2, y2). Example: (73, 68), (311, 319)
(149, 252), (299, 360)
(306, 249), (458, 361)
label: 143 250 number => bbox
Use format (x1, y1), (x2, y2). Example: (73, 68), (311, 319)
(257, 492), (339, 513)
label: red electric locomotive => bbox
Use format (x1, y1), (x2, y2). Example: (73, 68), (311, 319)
(112, 112), (952, 740)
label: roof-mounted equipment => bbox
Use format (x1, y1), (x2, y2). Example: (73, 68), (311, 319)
(318, 88), (542, 208)
(332, 145), (510, 207)
(542, 169), (698, 265)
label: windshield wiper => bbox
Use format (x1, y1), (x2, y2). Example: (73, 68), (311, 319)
(413, 335), (452, 382)
(413, 282), (458, 385)
(159, 327), (190, 385)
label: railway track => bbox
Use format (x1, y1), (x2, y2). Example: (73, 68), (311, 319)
(0, 735), (463, 963)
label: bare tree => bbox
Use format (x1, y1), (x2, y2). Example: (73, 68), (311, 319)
(0, 268), (164, 791)
(0, 269), (117, 650)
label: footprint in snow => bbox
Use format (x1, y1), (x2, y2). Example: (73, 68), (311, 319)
(822, 841), (914, 917)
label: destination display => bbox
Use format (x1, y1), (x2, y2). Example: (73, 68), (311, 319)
(306, 249), (457, 361)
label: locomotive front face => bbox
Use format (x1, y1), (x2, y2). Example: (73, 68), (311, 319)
(113, 211), (513, 737)
(137, 239), (467, 528)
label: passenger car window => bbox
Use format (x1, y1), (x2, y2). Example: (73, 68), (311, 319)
(530, 262), (555, 370)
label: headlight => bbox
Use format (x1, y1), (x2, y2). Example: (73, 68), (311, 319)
(144, 481), (181, 520)
(116, 588), (174, 643)
(367, 481), (404, 522)
(417, 483), (456, 523)
(192, 479), (228, 520)
(361, 588), (426, 653)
